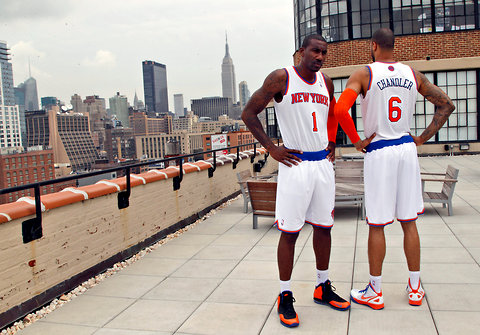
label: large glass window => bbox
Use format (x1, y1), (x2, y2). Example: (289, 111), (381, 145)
(411, 73), (436, 141)
(436, 70), (477, 141)
(434, 0), (476, 32)
(321, 0), (349, 42)
(393, 0), (432, 34)
(352, 0), (391, 38)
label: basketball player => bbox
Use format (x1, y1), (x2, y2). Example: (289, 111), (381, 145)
(242, 34), (350, 328)
(334, 28), (455, 309)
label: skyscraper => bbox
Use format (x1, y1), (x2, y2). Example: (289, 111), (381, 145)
(142, 61), (169, 115)
(221, 34), (237, 104)
(0, 41), (22, 148)
(174, 94), (184, 117)
(238, 81), (250, 109)
(191, 96), (232, 121)
(109, 92), (129, 127)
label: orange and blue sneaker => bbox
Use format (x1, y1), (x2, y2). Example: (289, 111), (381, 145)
(313, 280), (350, 310)
(350, 283), (384, 310)
(277, 291), (299, 328)
(407, 279), (425, 306)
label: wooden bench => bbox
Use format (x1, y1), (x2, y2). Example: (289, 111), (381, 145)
(246, 180), (277, 229)
(237, 170), (278, 213)
(421, 165), (459, 216)
(335, 160), (365, 219)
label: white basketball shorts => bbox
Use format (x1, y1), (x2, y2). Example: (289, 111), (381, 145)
(275, 159), (335, 233)
(364, 141), (424, 226)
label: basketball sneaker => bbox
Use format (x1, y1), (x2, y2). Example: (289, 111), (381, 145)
(277, 291), (299, 328)
(350, 283), (384, 310)
(313, 280), (350, 310)
(407, 279), (425, 306)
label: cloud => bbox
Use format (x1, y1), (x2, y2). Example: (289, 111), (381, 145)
(82, 50), (117, 67)
(10, 41), (46, 59)
(0, 0), (75, 22)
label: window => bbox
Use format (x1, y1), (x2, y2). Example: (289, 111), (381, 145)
(321, 0), (349, 42)
(352, 0), (391, 39)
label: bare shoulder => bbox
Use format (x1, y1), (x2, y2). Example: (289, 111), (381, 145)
(346, 66), (370, 95)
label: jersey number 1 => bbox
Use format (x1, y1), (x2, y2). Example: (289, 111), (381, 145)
(312, 111), (318, 132)
(388, 97), (402, 122)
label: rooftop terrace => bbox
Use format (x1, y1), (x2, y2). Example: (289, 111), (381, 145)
(5, 154), (480, 334)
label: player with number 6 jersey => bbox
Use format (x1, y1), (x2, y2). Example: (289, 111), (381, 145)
(334, 28), (454, 310)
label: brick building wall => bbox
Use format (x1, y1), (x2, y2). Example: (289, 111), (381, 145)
(323, 31), (480, 68)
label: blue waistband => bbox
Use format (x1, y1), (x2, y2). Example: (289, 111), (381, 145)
(291, 149), (329, 161)
(365, 135), (414, 152)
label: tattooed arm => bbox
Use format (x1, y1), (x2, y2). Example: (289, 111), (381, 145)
(241, 69), (302, 167)
(412, 69), (455, 146)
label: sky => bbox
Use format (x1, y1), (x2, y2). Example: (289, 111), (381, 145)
(1, 0), (295, 111)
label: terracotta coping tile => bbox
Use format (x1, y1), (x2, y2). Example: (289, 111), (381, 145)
(162, 167), (180, 178)
(41, 191), (86, 210)
(193, 161), (213, 171)
(77, 183), (119, 199)
(140, 170), (168, 183)
(183, 163), (201, 173)
(0, 201), (38, 223)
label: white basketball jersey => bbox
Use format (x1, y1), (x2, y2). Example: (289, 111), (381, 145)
(360, 62), (418, 142)
(273, 66), (330, 151)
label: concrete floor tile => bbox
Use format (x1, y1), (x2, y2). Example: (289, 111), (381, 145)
(417, 222), (453, 235)
(447, 223), (480, 235)
(165, 233), (218, 246)
(433, 311), (480, 335)
(260, 305), (349, 335)
(456, 234), (480, 247)
(424, 283), (480, 311)
(84, 274), (164, 298)
(119, 258), (186, 277)
(144, 243), (204, 259)
(185, 222), (234, 235)
(421, 247), (475, 263)
(355, 246), (406, 263)
(421, 263), (480, 284)
(292, 262), (353, 283)
(256, 228), (312, 247)
(16, 322), (96, 335)
(210, 233), (263, 247)
(207, 278), (277, 305)
(348, 309), (437, 335)
(104, 300), (200, 332)
(94, 329), (170, 335)
(178, 302), (271, 335)
(143, 277), (221, 301)
(40, 295), (135, 327)
(419, 234), (464, 248)
(228, 260), (278, 280)
(245, 245), (303, 262)
(171, 259), (238, 278)
(468, 247), (480, 263)
(192, 244), (251, 260)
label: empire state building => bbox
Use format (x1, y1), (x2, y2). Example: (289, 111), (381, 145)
(221, 35), (237, 104)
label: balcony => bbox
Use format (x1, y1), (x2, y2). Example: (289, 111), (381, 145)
(1, 154), (480, 334)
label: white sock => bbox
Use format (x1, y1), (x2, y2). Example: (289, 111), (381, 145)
(316, 269), (329, 286)
(280, 280), (291, 293)
(369, 275), (382, 293)
(409, 271), (421, 289)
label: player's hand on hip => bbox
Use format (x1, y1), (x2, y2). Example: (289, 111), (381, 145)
(354, 133), (376, 153)
(326, 141), (336, 162)
(410, 134), (424, 146)
(270, 145), (302, 167)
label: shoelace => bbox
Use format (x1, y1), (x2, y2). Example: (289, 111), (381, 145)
(282, 294), (296, 315)
(359, 284), (370, 294)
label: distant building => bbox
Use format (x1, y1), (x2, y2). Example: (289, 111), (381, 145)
(25, 106), (99, 171)
(221, 34), (237, 104)
(0, 146), (71, 204)
(0, 41), (22, 148)
(202, 130), (255, 160)
(109, 92), (129, 127)
(14, 76), (41, 147)
(71, 94), (86, 114)
(130, 111), (172, 136)
(84, 95), (107, 150)
(142, 60), (169, 115)
(192, 114), (245, 133)
(238, 81), (250, 109)
(174, 94), (184, 117)
(104, 124), (136, 162)
(135, 132), (205, 160)
(191, 96), (232, 121)
(41, 96), (58, 110)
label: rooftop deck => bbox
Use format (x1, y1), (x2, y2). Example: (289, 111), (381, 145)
(13, 155), (480, 335)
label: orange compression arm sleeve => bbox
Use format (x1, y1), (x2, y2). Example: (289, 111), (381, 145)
(327, 96), (338, 143)
(334, 88), (361, 144)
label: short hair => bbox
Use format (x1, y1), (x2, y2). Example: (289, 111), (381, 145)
(301, 34), (326, 48)
(372, 28), (395, 50)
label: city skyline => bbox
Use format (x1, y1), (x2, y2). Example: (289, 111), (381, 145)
(2, 0), (294, 112)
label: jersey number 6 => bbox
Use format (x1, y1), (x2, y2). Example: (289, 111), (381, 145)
(388, 97), (402, 122)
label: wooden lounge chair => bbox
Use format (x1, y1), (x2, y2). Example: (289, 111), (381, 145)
(421, 165), (459, 216)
